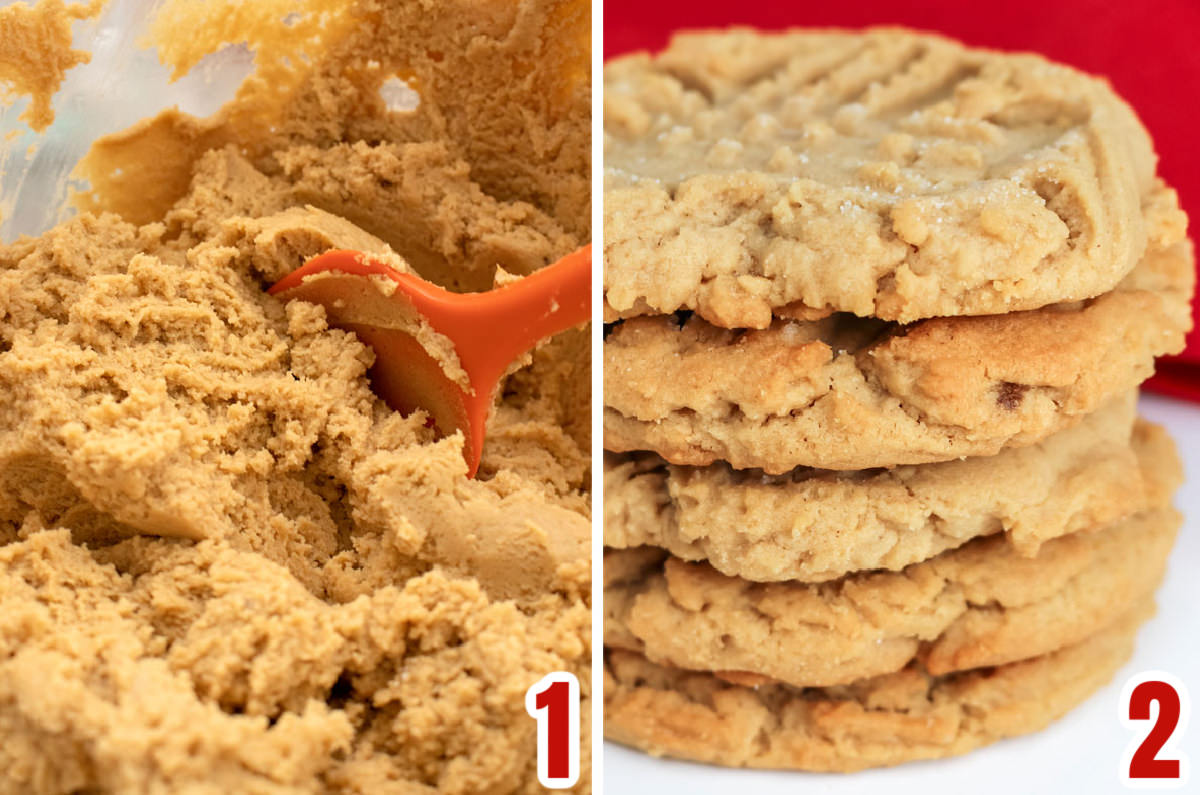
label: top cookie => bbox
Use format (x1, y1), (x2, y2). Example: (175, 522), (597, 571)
(605, 28), (1157, 327)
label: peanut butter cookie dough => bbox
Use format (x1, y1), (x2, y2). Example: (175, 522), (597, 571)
(0, 1), (590, 793)
(604, 28), (1157, 328)
(604, 187), (1192, 472)
(604, 597), (1154, 772)
(604, 395), (1166, 582)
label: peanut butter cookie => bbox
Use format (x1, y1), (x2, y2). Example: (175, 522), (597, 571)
(604, 445), (1178, 687)
(604, 194), (1191, 472)
(605, 28), (1159, 327)
(604, 397), (1171, 582)
(604, 597), (1153, 771)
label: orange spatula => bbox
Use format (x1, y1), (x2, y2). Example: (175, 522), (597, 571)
(269, 245), (591, 477)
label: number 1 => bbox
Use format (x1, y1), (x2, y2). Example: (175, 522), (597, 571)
(526, 671), (581, 788)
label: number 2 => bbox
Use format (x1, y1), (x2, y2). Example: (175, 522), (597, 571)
(526, 671), (580, 788)
(1121, 671), (1190, 789)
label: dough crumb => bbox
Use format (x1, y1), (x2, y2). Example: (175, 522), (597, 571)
(0, 0), (104, 132)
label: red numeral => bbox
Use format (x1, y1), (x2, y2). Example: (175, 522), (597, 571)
(537, 681), (571, 778)
(1121, 671), (1190, 788)
(526, 672), (580, 788)
(1129, 681), (1181, 779)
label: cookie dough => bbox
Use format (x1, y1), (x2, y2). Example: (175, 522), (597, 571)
(604, 597), (1154, 772)
(604, 396), (1170, 582)
(0, 1), (590, 793)
(604, 28), (1157, 327)
(604, 187), (1192, 472)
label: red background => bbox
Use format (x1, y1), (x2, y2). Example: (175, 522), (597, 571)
(604, 0), (1200, 400)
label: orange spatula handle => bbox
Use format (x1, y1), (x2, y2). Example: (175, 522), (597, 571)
(268, 245), (591, 478)
(391, 244), (591, 386)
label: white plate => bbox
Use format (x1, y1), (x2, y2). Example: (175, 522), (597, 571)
(604, 392), (1200, 794)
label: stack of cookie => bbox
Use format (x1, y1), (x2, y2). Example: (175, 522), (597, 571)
(602, 28), (1193, 771)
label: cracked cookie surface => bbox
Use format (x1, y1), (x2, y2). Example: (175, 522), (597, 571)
(605, 27), (1159, 327)
(604, 597), (1153, 772)
(604, 189), (1192, 472)
(605, 395), (1166, 582)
